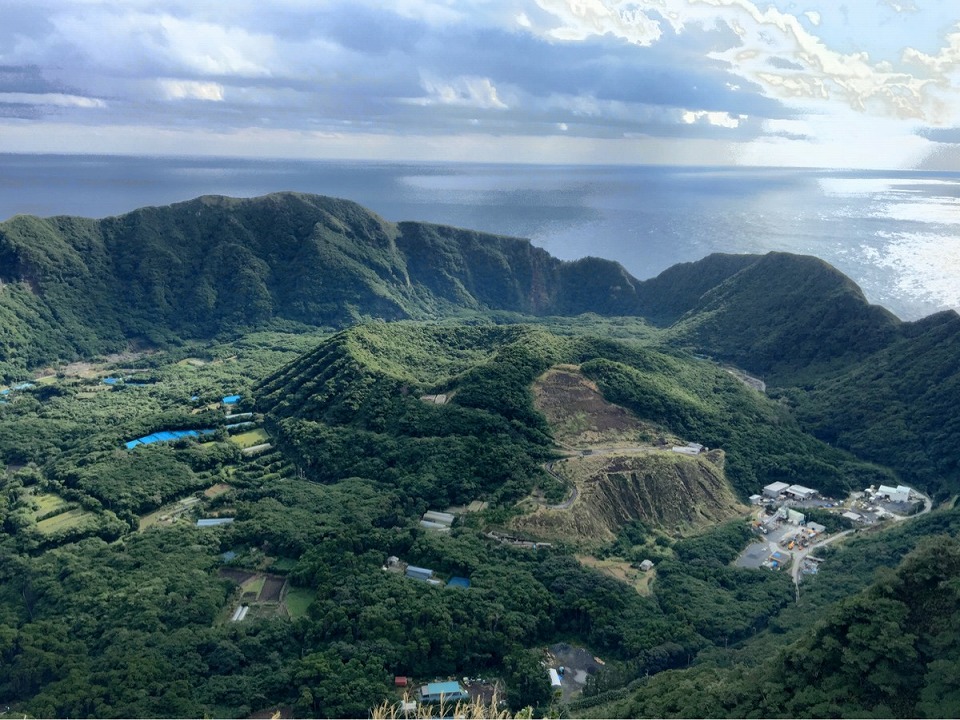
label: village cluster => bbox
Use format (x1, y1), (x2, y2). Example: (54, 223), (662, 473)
(740, 480), (924, 573)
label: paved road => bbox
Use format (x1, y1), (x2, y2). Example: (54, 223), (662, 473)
(790, 490), (933, 588)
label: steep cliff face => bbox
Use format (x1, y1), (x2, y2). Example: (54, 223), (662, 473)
(514, 451), (744, 544)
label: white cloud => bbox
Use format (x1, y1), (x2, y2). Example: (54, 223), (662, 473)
(158, 79), (225, 101)
(681, 109), (744, 128)
(408, 74), (508, 109)
(42, 10), (276, 78)
(535, 0), (663, 47)
(0, 92), (106, 108)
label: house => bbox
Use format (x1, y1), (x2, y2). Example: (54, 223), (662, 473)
(786, 484), (817, 501)
(763, 481), (790, 498)
(842, 511), (862, 523)
(749, 494), (763, 505)
(419, 681), (469, 703)
(639, 559), (654, 572)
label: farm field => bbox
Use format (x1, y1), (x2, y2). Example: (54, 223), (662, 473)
(204, 483), (233, 499)
(36, 508), (96, 535)
(576, 554), (655, 596)
(27, 491), (71, 520)
(229, 428), (270, 448)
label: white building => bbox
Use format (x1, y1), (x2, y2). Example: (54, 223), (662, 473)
(786, 484), (817, 501)
(763, 481), (790, 499)
(876, 485), (910, 504)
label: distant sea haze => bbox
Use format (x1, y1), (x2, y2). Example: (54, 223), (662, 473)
(2, 153), (959, 322)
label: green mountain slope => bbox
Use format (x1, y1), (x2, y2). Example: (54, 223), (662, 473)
(664, 252), (901, 379)
(0, 193), (648, 380)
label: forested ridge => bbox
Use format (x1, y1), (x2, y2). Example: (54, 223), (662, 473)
(0, 194), (959, 717)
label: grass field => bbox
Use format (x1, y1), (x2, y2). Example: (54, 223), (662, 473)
(229, 428), (270, 448)
(28, 492), (71, 520)
(204, 483), (233, 499)
(283, 586), (314, 618)
(241, 575), (266, 598)
(576, 554), (655, 596)
(36, 508), (95, 535)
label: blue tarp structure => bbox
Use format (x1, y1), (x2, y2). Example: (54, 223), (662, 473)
(125, 428), (215, 449)
(102, 377), (121, 385)
(447, 576), (471, 589)
(1, 383), (35, 395)
(222, 395), (241, 404)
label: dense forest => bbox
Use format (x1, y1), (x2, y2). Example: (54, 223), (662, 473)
(1, 194), (959, 718)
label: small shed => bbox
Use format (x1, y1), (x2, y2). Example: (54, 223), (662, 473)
(842, 511), (862, 522)
(639, 559), (654, 572)
(405, 566), (434, 581)
(222, 394), (241, 405)
(394, 676), (409, 687)
(419, 520), (451, 532)
(549, 668), (562, 689)
(806, 522), (827, 535)
(422, 510), (455, 526)
(749, 494), (763, 505)
(197, 517), (234, 527)
(419, 681), (468, 703)
(386, 555), (400, 568)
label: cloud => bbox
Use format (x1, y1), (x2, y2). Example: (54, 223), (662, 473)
(158, 80), (225, 102)
(535, 0), (663, 46)
(408, 74), (508, 109)
(0, 92), (105, 108)
(682, 109), (744, 128)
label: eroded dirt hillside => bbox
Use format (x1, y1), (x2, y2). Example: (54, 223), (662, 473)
(517, 365), (746, 544)
(515, 451), (744, 543)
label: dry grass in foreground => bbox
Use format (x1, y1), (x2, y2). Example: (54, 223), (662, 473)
(371, 691), (536, 719)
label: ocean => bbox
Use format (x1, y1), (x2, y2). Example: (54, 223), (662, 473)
(2, 154), (959, 321)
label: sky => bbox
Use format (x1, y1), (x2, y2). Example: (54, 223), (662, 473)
(2, 0), (960, 168)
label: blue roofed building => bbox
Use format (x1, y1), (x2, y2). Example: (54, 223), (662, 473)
(222, 395), (241, 405)
(419, 681), (468, 703)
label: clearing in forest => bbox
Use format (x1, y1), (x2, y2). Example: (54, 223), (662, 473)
(229, 428), (270, 448)
(36, 508), (96, 535)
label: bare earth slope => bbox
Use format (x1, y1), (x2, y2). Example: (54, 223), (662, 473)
(513, 366), (746, 545)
